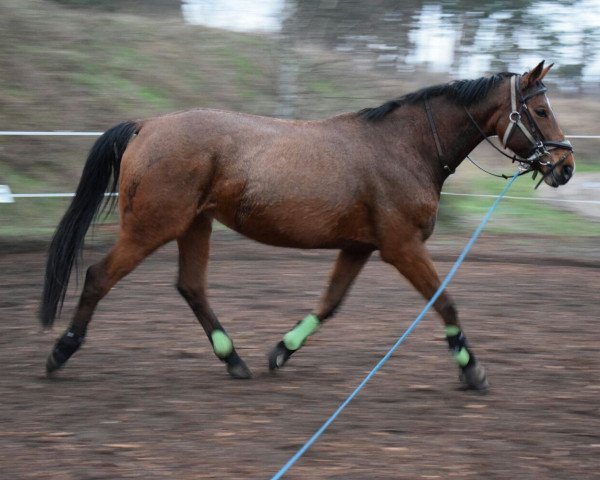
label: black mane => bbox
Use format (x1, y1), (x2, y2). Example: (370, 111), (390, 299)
(358, 72), (514, 121)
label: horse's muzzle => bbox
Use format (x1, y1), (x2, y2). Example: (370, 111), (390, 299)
(540, 149), (575, 188)
(560, 164), (574, 184)
(545, 163), (573, 188)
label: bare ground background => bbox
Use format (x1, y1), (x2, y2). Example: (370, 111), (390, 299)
(0, 232), (599, 479)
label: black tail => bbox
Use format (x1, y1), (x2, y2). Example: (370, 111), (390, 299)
(40, 121), (138, 327)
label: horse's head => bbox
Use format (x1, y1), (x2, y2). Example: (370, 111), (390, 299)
(496, 61), (575, 187)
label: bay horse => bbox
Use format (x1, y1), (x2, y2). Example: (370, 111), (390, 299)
(41, 61), (574, 390)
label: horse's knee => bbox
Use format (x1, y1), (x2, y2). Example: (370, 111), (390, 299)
(176, 282), (193, 302)
(176, 281), (206, 308)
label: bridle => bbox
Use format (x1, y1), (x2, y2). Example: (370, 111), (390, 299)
(464, 74), (574, 187)
(423, 73), (574, 185)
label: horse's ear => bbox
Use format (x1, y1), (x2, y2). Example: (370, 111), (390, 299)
(538, 62), (554, 82)
(522, 61), (546, 88)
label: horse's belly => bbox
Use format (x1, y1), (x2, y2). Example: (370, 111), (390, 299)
(213, 199), (377, 250)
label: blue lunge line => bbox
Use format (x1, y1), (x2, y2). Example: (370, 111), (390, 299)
(271, 170), (521, 480)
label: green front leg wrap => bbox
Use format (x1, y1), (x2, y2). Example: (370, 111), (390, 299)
(445, 325), (461, 336)
(211, 329), (233, 359)
(454, 347), (471, 367)
(283, 314), (320, 351)
(445, 325), (471, 367)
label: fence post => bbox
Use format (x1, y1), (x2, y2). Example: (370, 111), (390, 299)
(0, 185), (14, 203)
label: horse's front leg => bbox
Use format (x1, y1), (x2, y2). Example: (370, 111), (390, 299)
(269, 248), (372, 370)
(380, 238), (489, 391)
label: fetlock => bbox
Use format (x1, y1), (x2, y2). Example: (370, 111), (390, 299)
(445, 326), (475, 368)
(269, 314), (320, 371)
(282, 314), (320, 351)
(210, 329), (233, 360)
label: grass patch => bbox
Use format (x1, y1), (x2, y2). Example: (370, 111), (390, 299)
(308, 79), (338, 96)
(1, 196), (70, 238)
(439, 174), (600, 236)
(571, 161), (600, 173)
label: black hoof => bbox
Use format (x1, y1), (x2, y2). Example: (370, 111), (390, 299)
(45, 352), (63, 376)
(45, 330), (85, 376)
(227, 362), (252, 379)
(268, 341), (294, 370)
(459, 361), (489, 392)
(224, 351), (252, 379)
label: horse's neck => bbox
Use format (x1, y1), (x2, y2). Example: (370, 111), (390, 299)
(410, 96), (501, 186)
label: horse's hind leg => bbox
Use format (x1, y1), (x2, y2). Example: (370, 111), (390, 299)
(380, 239), (488, 391)
(46, 236), (159, 374)
(269, 248), (372, 370)
(176, 215), (252, 379)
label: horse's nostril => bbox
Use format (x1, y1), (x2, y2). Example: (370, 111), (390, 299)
(562, 165), (573, 182)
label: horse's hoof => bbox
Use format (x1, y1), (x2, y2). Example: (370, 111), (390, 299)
(226, 359), (252, 379)
(45, 353), (63, 376)
(268, 341), (293, 370)
(223, 350), (252, 379)
(227, 362), (252, 379)
(459, 362), (489, 392)
(45, 330), (84, 377)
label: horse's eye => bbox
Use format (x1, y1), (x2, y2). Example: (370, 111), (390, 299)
(535, 108), (548, 118)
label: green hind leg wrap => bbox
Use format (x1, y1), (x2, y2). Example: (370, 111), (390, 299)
(283, 313), (320, 351)
(211, 329), (233, 359)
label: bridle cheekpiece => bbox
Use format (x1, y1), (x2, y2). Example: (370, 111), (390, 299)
(502, 74), (572, 167)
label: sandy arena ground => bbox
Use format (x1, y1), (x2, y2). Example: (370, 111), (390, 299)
(0, 232), (599, 479)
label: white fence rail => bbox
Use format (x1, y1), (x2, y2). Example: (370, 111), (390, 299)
(0, 131), (104, 136)
(1, 131), (599, 204)
(2, 187), (600, 205)
(1, 131), (598, 139)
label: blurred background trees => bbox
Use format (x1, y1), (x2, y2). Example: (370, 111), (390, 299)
(1, 0), (599, 239)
